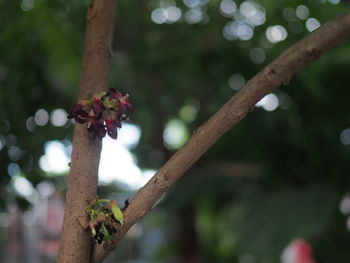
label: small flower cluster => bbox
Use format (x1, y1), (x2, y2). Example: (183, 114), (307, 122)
(68, 89), (133, 139)
(85, 199), (126, 244)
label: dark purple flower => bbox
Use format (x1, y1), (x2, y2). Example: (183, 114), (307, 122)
(105, 119), (120, 139)
(92, 98), (105, 116)
(108, 88), (119, 96)
(119, 95), (133, 112)
(87, 118), (106, 139)
(108, 88), (134, 114)
(68, 89), (134, 140)
(68, 103), (88, 123)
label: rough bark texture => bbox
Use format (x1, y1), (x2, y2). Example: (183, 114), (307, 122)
(91, 10), (350, 263)
(58, 1), (116, 262)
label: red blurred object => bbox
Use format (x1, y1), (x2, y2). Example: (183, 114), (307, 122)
(281, 238), (315, 263)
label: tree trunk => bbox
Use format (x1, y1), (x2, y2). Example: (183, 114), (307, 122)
(58, 1), (116, 262)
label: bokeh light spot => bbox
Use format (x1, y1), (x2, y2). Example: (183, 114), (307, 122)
(117, 123), (141, 149)
(223, 21), (253, 41)
(34, 109), (49, 126)
(305, 18), (321, 32)
(247, 10), (266, 26)
(39, 140), (70, 174)
(237, 24), (253, 40)
(185, 8), (203, 24)
(340, 194), (350, 215)
(99, 137), (142, 187)
(340, 128), (350, 145)
(249, 48), (265, 64)
(229, 73), (245, 90)
(12, 175), (35, 198)
(21, 0), (35, 11)
(165, 6), (182, 22)
(8, 146), (22, 161)
(26, 116), (36, 132)
(255, 93), (279, 111)
(183, 0), (200, 8)
(151, 8), (167, 24)
(240, 1), (256, 18)
(180, 103), (198, 122)
(295, 5), (309, 20)
(37, 181), (55, 198)
(220, 0), (237, 17)
(266, 25), (288, 43)
(7, 163), (21, 177)
(237, 0), (266, 27)
(98, 128), (152, 190)
(50, 108), (68, 127)
(277, 92), (292, 109)
(163, 119), (189, 149)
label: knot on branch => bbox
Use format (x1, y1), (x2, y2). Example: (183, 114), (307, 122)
(261, 67), (277, 87)
(306, 45), (322, 61)
(154, 176), (170, 189)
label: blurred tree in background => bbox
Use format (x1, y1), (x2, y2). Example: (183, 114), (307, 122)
(1, 0), (350, 262)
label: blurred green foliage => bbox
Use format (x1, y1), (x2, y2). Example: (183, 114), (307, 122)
(1, 0), (350, 262)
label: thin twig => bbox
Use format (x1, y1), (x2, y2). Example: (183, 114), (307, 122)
(91, 10), (350, 263)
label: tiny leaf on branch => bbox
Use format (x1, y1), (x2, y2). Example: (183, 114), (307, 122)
(109, 200), (126, 225)
(85, 199), (125, 245)
(67, 89), (134, 140)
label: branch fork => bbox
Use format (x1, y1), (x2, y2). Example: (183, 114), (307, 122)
(57, 1), (350, 262)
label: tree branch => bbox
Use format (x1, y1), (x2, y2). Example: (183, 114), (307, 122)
(58, 1), (116, 262)
(91, 10), (350, 262)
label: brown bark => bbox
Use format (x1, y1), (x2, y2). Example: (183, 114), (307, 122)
(58, 1), (116, 262)
(91, 10), (350, 263)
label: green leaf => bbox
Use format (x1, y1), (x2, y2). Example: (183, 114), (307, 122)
(101, 223), (111, 241)
(109, 200), (125, 225)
